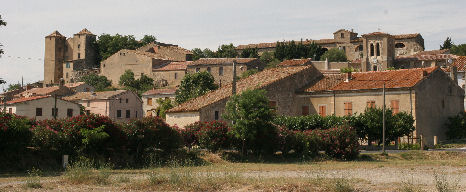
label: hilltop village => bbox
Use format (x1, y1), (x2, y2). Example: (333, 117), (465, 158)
(1, 28), (465, 147)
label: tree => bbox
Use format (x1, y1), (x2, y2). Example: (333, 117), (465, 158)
(451, 44), (466, 56)
(119, 70), (154, 94)
(191, 48), (204, 61)
(320, 48), (347, 62)
(175, 71), (218, 104)
(260, 51), (280, 68)
(79, 73), (112, 91)
(240, 47), (259, 58)
(440, 37), (453, 50)
(203, 48), (216, 58)
(274, 41), (325, 61)
(155, 98), (174, 119)
(7, 83), (21, 91)
(0, 15), (7, 56)
(223, 89), (278, 155)
(95, 33), (157, 62)
(216, 43), (238, 58)
(240, 69), (258, 79)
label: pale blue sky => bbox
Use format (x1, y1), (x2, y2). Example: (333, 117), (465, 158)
(1, 0), (466, 90)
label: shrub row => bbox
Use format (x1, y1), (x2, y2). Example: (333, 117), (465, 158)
(181, 121), (359, 160)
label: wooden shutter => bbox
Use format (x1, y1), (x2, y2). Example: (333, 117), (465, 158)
(344, 102), (352, 116)
(391, 100), (399, 114)
(318, 105), (326, 117)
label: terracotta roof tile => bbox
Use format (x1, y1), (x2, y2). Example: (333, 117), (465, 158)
(64, 82), (85, 88)
(452, 56), (466, 72)
(168, 65), (314, 112)
(278, 59), (313, 66)
(75, 28), (95, 36)
(304, 67), (438, 93)
(143, 88), (177, 96)
(396, 49), (457, 61)
(17, 86), (60, 97)
(62, 90), (127, 101)
(46, 30), (65, 38)
(188, 58), (258, 66)
(362, 32), (393, 37)
(305, 74), (345, 92)
(393, 33), (420, 39)
(6, 95), (50, 104)
(153, 61), (189, 71)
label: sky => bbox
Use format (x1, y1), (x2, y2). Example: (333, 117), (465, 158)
(1, 0), (466, 91)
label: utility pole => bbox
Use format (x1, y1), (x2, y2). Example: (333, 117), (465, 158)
(53, 94), (57, 120)
(382, 83), (386, 154)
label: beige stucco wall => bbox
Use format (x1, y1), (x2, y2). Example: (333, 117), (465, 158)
(10, 97), (81, 120)
(166, 112), (200, 128)
(150, 70), (185, 87)
(142, 94), (176, 116)
(186, 64), (250, 86)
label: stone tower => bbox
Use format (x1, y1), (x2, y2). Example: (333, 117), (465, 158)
(361, 32), (395, 72)
(44, 29), (97, 86)
(44, 31), (66, 85)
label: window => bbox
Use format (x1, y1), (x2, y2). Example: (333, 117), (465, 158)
(344, 102), (352, 116)
(67, 108), (73, 117)
(147, 110), (152, 117)
(269, 101), (277, 111)
(147, 98), (152, 106)
(196, 68), (200, 72)
(219, 67), (224, 76)
(51, 108), (58, 117)
(36, 108), (43, 116)
(66, 72), (69, 78)
(373, 65), (378, 71)
(302, 105), (309, 116)
(65, 62), (70, 68)
(370, 44), (374, 56)
(174, 72), (178, 79)
(86, 110), (90, 115)
(376, 43), (380, 56)
(119, 98), (122, 103)
(391, 100), (399, 114)
(126, 99), (128, 103)
(341, 33), (344, 38)
(117, 110), (122, 118)
(207, 67), (211, 73)
(126, 110), (130, 118)
(366, 101), (376, 108)
(355, 45), (363, 52)
(395, 43), (405, 48)
(103, 64), (106, 68)
(87, 101), (90, 107)
(78, 53), (81, 59)
(215, 111), (219, 120)
(77, 44), (80, 49)
(8, 108), (12, 114)
(319, 105), (326, 117)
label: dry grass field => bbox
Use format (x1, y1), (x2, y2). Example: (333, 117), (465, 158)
(1, 151), (465, 192)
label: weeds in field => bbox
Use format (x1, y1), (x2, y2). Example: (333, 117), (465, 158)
(433, 172), (458, 192)
(64, 157), (112, 185)
(23, 167), (42, 189)
(116, 175), (130, 183)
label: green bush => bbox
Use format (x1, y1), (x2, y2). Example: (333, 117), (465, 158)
(321, 126), (359, 160)
(445, 112), (466, 139)
(123, 116), (183, 156)
(273, 115), (345, 131)
(196, 121), (231, 152)
(0, 112), (33, 154)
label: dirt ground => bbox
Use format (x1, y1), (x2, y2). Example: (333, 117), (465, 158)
(1, 151), (465, 191)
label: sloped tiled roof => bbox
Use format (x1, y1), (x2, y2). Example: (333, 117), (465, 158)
(64, 82), (85, 88)
(143, 88), (177, 96)
(362, 32), (392, 37)
(396, 49), (457, 61)
(46, 30), (65, 38)
(168, 65), (314, 112)
(279, 59), (312, 66)
(188, 58), (257, 66)
(62, 90), (127, 101)
(17, 86), (60, 97)
(452, 56), (466, 72)
(393, 33), (421, 39)
(305, 74), (345, 92)
(153, 61), (189, 71)
(6, 95), (50, 104)
(304, 67), (438, 93)
(75, 28), (95, 35)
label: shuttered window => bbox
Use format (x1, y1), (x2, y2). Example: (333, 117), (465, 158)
(147, 98), (152, 106)
(318, 105), (326, 117)
(366, 101), (376, 108)
(344, 102), (352, 116)
(391, 100), (400, 114)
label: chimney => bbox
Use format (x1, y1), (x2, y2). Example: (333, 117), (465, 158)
(345, 71), (352, 82)
(450, 66), (458, 84)
(325, 58), (329, 70)
(232, 60), (237, 95)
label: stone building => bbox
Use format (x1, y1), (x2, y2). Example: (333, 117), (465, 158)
(2, 95), (81, 120)
(100, 43), (192, 87)
(395, 49), (457, 69)
(186, 58), (265, 86)
(14, 85), (73, 98)
(62, 90), (142, 122)
(166, 60), (463, 147)
(44, 29), (97, 85)
(152, 61), (188, 87)
(236, 29), (424, 71)
(300, 67), (463, 146)
(64, 82), (95, 92)
(141, 88), (177, 117)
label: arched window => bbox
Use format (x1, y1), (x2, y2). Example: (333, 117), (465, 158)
(395, 43), (405, 48)
(370, 44), (374, 56)
(376, 43), (380, 56)
(355, 45), (363, 52)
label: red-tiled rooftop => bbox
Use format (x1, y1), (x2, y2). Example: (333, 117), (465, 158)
(279, 59), (312, 66)
(452, 56), (466, 72)
(64, 82), (85, 88)
(304, 67), (438, 93)
(75, 28), (95, 36)
(305, 74), (345, 92)
(168, 65), (314, 112)
(17, 86), (60, 97)
(46, 30), (65, 38)
(143, 88), (177, 96)
(188, 58), (258, 66)
(6, 95), (50, 104)
(153, 61), (189, 71)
